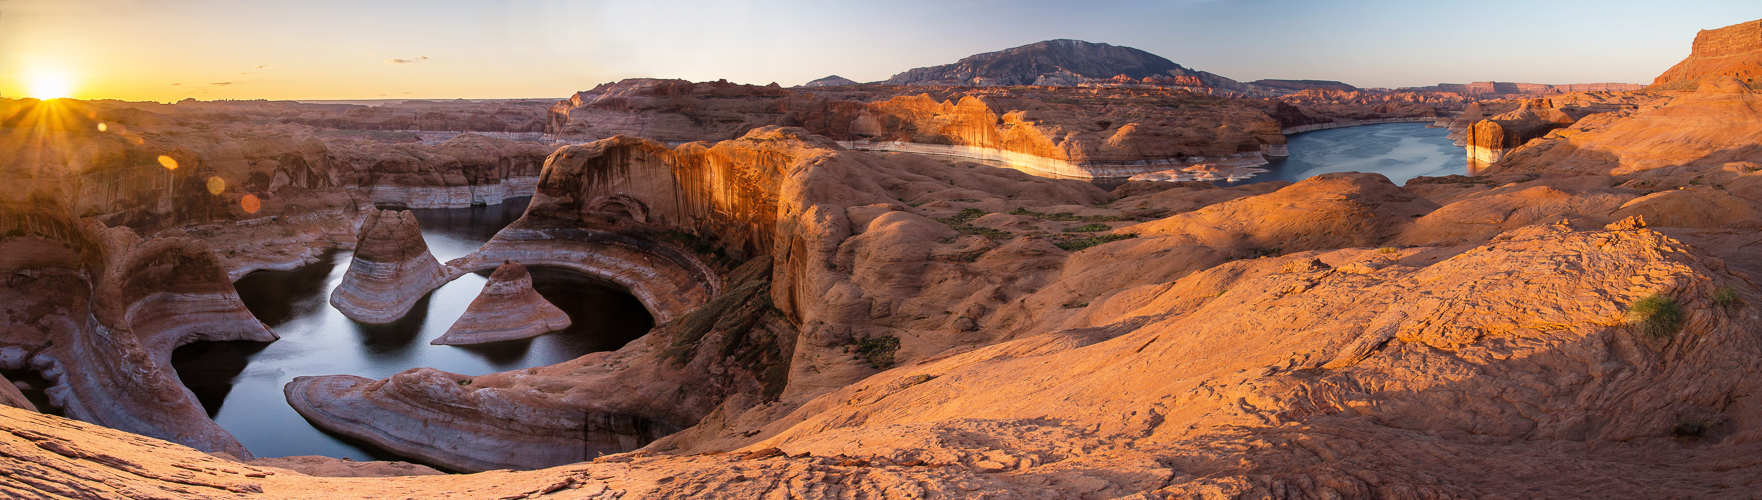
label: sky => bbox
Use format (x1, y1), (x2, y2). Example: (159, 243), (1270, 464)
(1, 0), (1759, 102)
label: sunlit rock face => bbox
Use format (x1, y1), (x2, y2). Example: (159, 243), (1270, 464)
(328, 208), (449, 323)
(430, 261), (571, 346)
(1652, 19), (1762, 90)
(0, 206), (271, 459)
(1484, 76), (1762, 175)
(1463, 98), (1586, 164)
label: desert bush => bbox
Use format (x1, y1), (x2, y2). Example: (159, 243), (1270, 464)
(1057, 233), (1138, 251)
(1714, 285), (1739, 308)
(1062, 223), (1112, 233)
(855, 336), (901, 369)
(1627, 294), (1684, 339)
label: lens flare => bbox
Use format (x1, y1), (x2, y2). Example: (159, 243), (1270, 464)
(206, 176), (227, 195)
(157, 156), (178, 170)
(240, 194), (262, 214)
(97, 123), (107, 132)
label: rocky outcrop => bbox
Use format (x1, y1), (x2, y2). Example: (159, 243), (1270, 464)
(1464, 98), (1587, 164)
(1485, 76), (1762, 175)
(430, 261), (571, 346)
(328, 208), (449, 323)
(0, 208), (273, 459)
(1652, 18), (1762, 90)
(1404, 81), (1645, 96)
(799, 75), (858, 88)
(337, 133), (554, 208)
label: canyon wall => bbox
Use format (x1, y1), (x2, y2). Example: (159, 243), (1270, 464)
(1653, 19), (1762, 90)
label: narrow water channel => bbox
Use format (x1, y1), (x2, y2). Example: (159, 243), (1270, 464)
(173, 199), (655, 461)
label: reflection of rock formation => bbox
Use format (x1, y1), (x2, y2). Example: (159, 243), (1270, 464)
(0, 207), (273, 459)
(329, 208), (449, 323)
(1651, 19), (1762, 90)
(430, 262), (571, 346)
(1464, 99), (1586, 164)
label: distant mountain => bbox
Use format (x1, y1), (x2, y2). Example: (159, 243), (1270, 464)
(882, 39), (1257, 93)
(800, 75), (858, 88)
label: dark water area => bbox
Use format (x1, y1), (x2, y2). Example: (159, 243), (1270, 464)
(1090, 123), (1465, 192)
(172, 198), (655, 461)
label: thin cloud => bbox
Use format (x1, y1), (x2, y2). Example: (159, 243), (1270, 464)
(210, 82), (233, 86)
(385, 56), (429, 64)
(255, 65), (269, 69)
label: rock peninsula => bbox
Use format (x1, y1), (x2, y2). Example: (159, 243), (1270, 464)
(430, 261), (572, 346)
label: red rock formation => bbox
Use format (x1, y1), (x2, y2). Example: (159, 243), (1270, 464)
(1464, 98), (1586, 164)
(430, 261), (571, 346)
(1487, 76), (1762, 175)
(1652, 18), (1762, 90)
(328, 208), (449, 323)
(0, 207), (272, 459)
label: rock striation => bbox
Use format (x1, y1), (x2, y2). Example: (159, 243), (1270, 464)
(329, 208), (449, 323)
(430, 261), (572, 346)
(1652, 18), (1762, 90)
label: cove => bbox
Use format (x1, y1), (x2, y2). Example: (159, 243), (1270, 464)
(1258, 122), (1466, 185)
(172, 199), (656, 461)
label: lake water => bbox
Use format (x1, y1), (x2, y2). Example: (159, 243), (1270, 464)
(1258, 122), (1465, 185)
(172, 199), (655, 461)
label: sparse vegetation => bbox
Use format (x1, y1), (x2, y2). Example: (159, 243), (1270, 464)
(1714, 285), (1739, 308)
(457, 378), (472, 386)
(854, 336), (901, 369)
(1627, 294), (1684, 339)
(1056, 233), (1138, 251)
(1062, 302), (1089, 309)
(1062, 223), (1112, 233)
(1673, 418), (1714, 438)
(1377, 246), (1401, 255)
(936, 208), (1012, 239)
(1009, 207), (1134, 222)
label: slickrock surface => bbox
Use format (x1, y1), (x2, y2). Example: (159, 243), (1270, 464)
(430, 261), (572, 346)
(329, 208), (450, 323)
(1485, 76), (1762, 175)
(1653, 19), (1762, 90)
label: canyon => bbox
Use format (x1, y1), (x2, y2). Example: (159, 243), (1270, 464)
(1, 19), (1761, 500)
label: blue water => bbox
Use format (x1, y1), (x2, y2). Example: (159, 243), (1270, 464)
(1259, 123), (1465, 185)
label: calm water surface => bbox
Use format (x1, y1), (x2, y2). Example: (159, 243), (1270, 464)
(173, 199), (655, 461)
(1259, 122), (1465, 185)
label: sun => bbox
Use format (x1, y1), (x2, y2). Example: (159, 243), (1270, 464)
(24, 71), (74, 100)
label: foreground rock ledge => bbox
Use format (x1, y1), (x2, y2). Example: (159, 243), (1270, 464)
(328, 207), (450, 323)
(431, 261), (572, 345)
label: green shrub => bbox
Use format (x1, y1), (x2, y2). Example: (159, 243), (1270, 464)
(1627, 294), (1684, 339)
(1377, 247), (1400, 255)
(1714, 285), (1739, 308)
(855, 336), (900, 369)
(1062, 223), (1112, 233)
(1057, 233), (1138, 251)
(936, 209), (1012, 240)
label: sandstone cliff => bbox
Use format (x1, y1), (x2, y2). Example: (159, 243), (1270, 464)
(1652, 18), (1762, 90)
